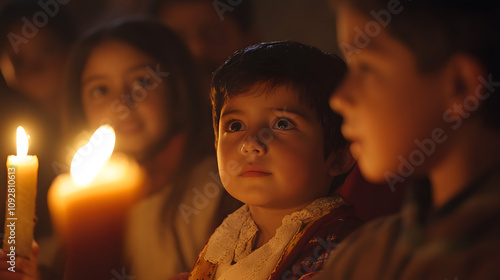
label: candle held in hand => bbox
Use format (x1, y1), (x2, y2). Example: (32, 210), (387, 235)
(3, 126), (38, 259)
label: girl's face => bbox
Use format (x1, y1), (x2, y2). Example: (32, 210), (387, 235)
(81, 40), (172, 160)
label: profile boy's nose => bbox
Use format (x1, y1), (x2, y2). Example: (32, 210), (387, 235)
(329, 73), (355, 114)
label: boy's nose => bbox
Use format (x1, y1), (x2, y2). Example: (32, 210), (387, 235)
(240, 135), (266, 156)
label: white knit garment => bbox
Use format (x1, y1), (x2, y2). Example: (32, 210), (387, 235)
(204, 196), (344, 280)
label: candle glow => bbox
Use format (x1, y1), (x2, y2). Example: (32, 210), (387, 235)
(70, 125), (116, 186)
(48, 124), (144, 279)
(16, 126), (29, 157)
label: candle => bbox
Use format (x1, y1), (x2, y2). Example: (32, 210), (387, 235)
(48, 125), (144, 279)
(2, 126), (38, 259)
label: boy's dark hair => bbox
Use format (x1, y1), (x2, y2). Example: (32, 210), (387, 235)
(150, 0), (254, 34)
(337, 0), (500, 128)
(211, 41), (350, 192)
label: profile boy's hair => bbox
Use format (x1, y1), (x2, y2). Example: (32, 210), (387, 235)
(337, 0), (500, 128)
(211, 41), (349, 192)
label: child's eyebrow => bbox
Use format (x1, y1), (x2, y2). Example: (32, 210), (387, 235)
(126, 63), (156, 74)
(81, 75), (107, 86)
(267, 108), (309, 120)
(341, 37), (391, 59)
(220, 108), (310, 120)
(81, 64), (156, 85)
(220, 109), (243, 118)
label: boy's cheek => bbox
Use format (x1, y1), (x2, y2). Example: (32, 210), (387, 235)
(219, 168), (231, 187)
(218, 159), (243, 186)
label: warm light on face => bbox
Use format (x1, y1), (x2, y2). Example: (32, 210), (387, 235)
(71, 125), (116, 186)
(17, 126), (29, 157)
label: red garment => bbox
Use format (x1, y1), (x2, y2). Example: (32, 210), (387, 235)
(269, 204), (362, 280)
(337, 165), (408, 221)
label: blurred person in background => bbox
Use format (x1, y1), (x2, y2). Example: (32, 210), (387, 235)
(0, 0), (76, 123)
(151, 0), (257, 94)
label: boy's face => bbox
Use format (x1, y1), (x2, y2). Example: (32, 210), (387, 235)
(330, 5), (450, 182)
(217, 84), (335, 210)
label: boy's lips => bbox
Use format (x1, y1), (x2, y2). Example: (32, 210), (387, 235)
(341, 122), (360, 142)
(240, 165), (271, 177)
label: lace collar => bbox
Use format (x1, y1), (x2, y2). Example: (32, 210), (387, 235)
(204, 196), (345, 280)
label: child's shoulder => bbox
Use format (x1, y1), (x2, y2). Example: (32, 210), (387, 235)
(300, 195), (363, 242)
(268, 196), (363, 279)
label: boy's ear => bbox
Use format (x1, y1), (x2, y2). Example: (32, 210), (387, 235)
(327, 145), (356, 177)
(443, 53), (487, 106)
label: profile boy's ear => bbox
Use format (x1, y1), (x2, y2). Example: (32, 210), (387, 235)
(327, 145), (356, 177)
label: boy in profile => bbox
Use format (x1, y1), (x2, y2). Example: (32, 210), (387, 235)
(318, 0), (500, 279)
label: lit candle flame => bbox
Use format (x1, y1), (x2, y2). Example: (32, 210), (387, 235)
(17, 126), (29, 157)
(71, 125), (116, 185)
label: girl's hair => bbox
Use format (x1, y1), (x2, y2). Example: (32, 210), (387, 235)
(65, 18), (211, 266)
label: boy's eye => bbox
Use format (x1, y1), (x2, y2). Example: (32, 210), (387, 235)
(355, 62), (378, 79)
(272, 118), (295, 130)
(225, 120), (246, 132)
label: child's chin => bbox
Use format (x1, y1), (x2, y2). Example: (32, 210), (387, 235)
(358, 162), (389, 184)
(239, 196), (276, 208)
(114, 146), (147, 161)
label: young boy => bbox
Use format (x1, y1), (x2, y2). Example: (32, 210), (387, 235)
(186, 41), (362, 280)
(317, 0), (500, 279)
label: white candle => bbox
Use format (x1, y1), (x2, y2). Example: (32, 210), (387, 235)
(3, 126), (38, 260)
